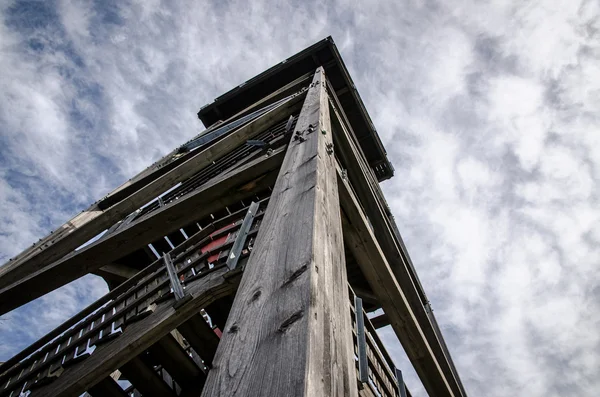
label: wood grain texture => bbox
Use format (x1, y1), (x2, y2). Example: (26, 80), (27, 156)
(201, 68), (358, 397)
(338, 170), (455, 397)
(0, 95), (304, 293)
(330, 92), (465, 397)
(177, 313), (220, 367)
(120, 356), (176, 397)
(87, 377), (129, 397)
(0, 147), (284, 315)
(149, 334), (204, 389)
(29, 265), (237, 397)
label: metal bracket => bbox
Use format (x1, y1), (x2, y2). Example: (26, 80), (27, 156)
(285, 115), (295, 135)
(341, 168), (348, 181)
(355, 296), (368, 387)
(326, 142), (334, 155)
(226, 201), (259, 270)
(246, 139), (268, 148)
(293, 130), (306, 142)
(164, 253), (187, 302)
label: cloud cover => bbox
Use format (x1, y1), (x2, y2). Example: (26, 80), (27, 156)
(0, 0), (598, 396)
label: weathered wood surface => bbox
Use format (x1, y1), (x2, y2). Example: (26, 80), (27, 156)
(349, 292), (400, 397)
(201, 67), (357, 397)
(369, 313), (390, 329)
(338, 170), (455, 397)
(120, 356), (177, 397)
(87, 377), (129, 397)
(149, 334), (205, 389)
(0, 94), (304, 293)
(177, 313), (220, 367)
(29, 265), (237, 397)
(0, 147), (285, 315)
(0, 200), (260, 377)
(212, 71), (312, 129)
(329, 88), (465, 397)
(94, 263), (139, 281)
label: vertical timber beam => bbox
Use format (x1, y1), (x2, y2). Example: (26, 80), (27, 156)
(201, 68), (357, 397)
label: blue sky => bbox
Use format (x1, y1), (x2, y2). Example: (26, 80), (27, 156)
(0, 1), (599, 396)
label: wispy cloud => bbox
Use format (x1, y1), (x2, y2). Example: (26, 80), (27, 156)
(0, 1), (598, 396)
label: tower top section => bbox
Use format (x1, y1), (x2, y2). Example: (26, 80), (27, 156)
(197, 36), (394, 181)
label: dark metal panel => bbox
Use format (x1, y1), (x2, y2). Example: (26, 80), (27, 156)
(196, 37), (394, 181)
(225, 201), (259, 270)
(395, 368), (408, 397)
(355, 296), (369, 387)
(164, 253), (186, 301)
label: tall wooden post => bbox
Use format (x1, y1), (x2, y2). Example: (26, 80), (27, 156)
(201, 67), (358, 397)
(1, 38), (467, 397)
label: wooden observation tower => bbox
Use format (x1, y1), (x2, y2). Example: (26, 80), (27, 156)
(0, 37), (467, 397)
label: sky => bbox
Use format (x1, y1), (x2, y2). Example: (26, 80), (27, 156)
(0, 0), (598, 396)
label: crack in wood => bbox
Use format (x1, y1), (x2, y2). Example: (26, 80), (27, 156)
(250, 289), (262, 302)
(281, 263), (309, 288)
(277, 310), (304, 333)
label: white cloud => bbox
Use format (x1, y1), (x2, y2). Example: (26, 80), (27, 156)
(0, 1), (599, 396)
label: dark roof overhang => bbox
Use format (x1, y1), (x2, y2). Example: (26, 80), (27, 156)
(197, 36), (394, 181)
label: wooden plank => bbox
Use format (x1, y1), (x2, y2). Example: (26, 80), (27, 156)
(201, 67), (357, 397)
(87, 377), (129, 397)
(149, 333), (204, 389)
(28, 265), (238, 397)
(0, 147), (285, 315)
(94, 264), (138, 281)
(177, 313), (220, 367)
(353, 287), (380, 306)
(213, 71), (312, 129)
(120, 356), (176, 397)
(0, 216), (229, 384)
(370, 313), (390, 329)
(359, 386), (378, 397)
(0, 93), (305, 292)
(330, 89), (466, 397)
(337, 171), (455, 397)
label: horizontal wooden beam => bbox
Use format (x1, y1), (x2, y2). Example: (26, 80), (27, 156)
(120, 356), (177, 397)
(149, 333), (205, 389)
(0, 148), (285, 315)
(94, 264), (139, 280)
(87, 377), (129, 397)
(369, 313), (390, 329)
(352, 287), (380, 306)
(0, 94), (304, 292)
(30, 265), (237, 397)
(338, 170), (455, 397)
(177, 313), (220, 367)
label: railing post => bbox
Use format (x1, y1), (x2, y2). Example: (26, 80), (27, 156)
(164, 253), (186, 301)
(355, 296), (369, 387)
(225, 201), (259, 270)
(395, 367), (408, 397)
